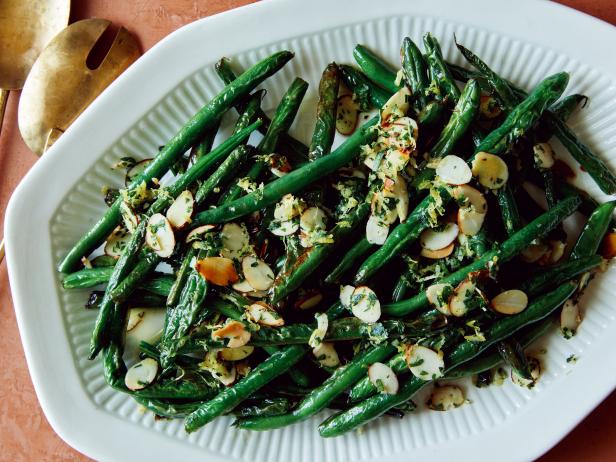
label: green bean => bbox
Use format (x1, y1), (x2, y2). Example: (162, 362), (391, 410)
(353, 44), (400, 94)
(215, 57), (309, 164)
(401, 37), (430, 108)
(191, 119), (221, 160)
(571, 201), (616, 259)
(309, 63), (340, 160)
(195, 145), (251, 203)
(498, 185), (523, 236)
(496, 338), (532, 380)
(551, 94), (588, 121)
(324, 237), (374, 285)
(234, 397), (292, 418)
(383, 195), (581, 316)
(58, 51), (293, 273)
(108, 248), (161, 303)
(354, 190), (452, 285)
(271, 203), (370, 303)
(423, 33), (460, 103)
(520, 255), (603, 296)
(185, 345), (307, 432)
(191, 117), (378, 226)
(234, 343), (396, 431)
(91, 255), (117, 268)
(318, 282), (575, 437)
(166, 247), (195, 307)
(133, 396), (205, 419)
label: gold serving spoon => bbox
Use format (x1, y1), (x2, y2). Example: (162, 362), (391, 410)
(0, 19), (140, 263)
(0, 0), (70, 262)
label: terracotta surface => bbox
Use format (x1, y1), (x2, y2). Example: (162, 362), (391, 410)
(0, 1), (615, 460)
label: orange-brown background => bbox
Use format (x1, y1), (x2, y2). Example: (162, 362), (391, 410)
(0, 1), (614, 460)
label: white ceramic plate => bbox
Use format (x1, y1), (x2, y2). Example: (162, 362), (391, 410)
(6, 0), (616, 460)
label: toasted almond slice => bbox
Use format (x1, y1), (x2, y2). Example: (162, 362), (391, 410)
(269, 154), (292, 177)
(220, 346), (254, 361)
(336, 94), (360, 135)
(126, 308), (146, 332)
(533, 142), (555, 169)
(479, 95), (502, 119)
(381, 117), (418, 151)
(600, 232), (616, 259)
(212, 321), (251, 348)
(449, 279), (476, 317)
(296, 291), (323, 310)
(340, 285), (355, 308)
(200, 350), (236, 386)
(312, 342), (340, 367)
(452, 185), (488, 214)
(427, 384), (465, 411)
(381, 149), (410, 177)
(393, 175), (409, 222)
(232, 279), (256, 293)
(120, 201), (139, 233)
(371, 191), (399, 225)
(196, 257), (239, 286)
(520, 241), (550, 263)
(350, 286), (381, 324)
(436, 155), (472, 185)
(547, 240), (566, 264)
(381, 87), (412, 124)
(420, 243), (455, 259)
(560, 299), (582, 338)
(420, 223), (459, 251)
(274, 194), (303, 222)
(368, 362), (399, 394)
(511, 356), (541, 388)
(166, 190), (194, 229)
(404, 344), (444, 380)
(471, 152), (509, 190)
(309, 312), (329, 348)
(246, 302), (284, 327)
(270, 219), (299, 237)
(235, 361), (251, 377)
(145, 214), (175, 258)
(242, 256), (275, 291)
(366, 215), (390, 245)
(426, 283), (453, 315)
(221, 223), (251, 260)
(125, 158), (152, 186)
(104, 226), (131, 258)
(458, 208), (486, 236)
(186, 224), (216, 243)
(300, 207), (327, 232)
(125, 358), (158, 391)
(491, 289), (528, 315)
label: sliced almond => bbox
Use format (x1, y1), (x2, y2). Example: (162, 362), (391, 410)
(120, 201), (139, 233)
(452, 185), (488, 214)
(380, 116), (418, 151)
(449, 279), (476, 317)
(426, 283), (453, 315)
(393, 175), (409, 222)
(471, 152), (509, 190)
(546, 240), (566, 264)
(427, 384), (465, 411)
(200, 350), (236, 386)
(404, 344), (444, 380)
(212, 321), (251, 348)
(366, 214), (390, 245)
(126, 309), (146, 332)
(336, 94), (360, 135)
(511, 356), (541, 388)
(196, 257), (239, 286)
(269, 154), (292, 177)
(145, 213), (175, 258)
(380, 87), (412, 125)
(125, 358), (158, 391)
(436, 155), (472, 185)
(381, 149), (410, 177)
(560, 299), (582, 338)
(479, 95), (502, 119)
(232, 279), (256, 293)
(371, 191), (399, 225)
(350, 286), (381, 324)
(600, 232), (616, 259)
(312, 342), (340, 367)
(420, 223), (459, 251)
(221, 223), (251, 260)
(296, 291), (323, 310)
(421, 243), (455, 259)
(300, 207), (327, 232)
(220, 346), (254, 361)
(309, 312), (328, 348)
(533, 142), (555, 169)
(242, 256), (275, 291)
(235, 361), (251, 377)
(458, 208), (486, 236)
(520, 241), (550, 263)
(368, 362), (399, 394)
(270, 219), (299, 237)
(104, 227), (131, 258)
(125, 158), (152, 186)
(339, 285), (355, 308)
(246, 302), (284, 327)
(186, 224), (216, 243)
(274, 194), (303, 222)
(166, 190), (194, 229)
(491, 289), (528, 315)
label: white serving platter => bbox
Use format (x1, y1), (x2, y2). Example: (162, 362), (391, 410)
(5, 0), (616, 460)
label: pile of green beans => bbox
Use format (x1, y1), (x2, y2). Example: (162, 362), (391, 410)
(59, 33), (615, 438)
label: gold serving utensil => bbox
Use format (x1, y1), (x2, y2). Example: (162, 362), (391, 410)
(0, 19), (140, 263)
(0, 0), (70, 263)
